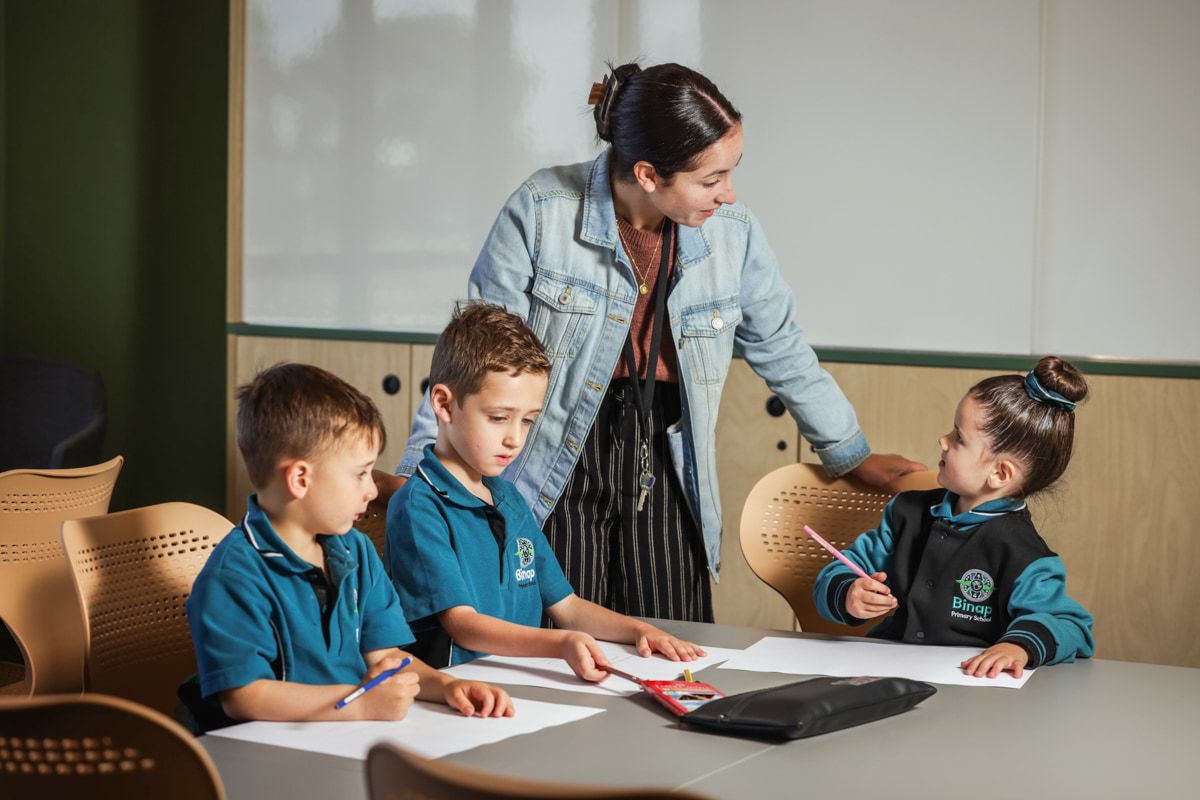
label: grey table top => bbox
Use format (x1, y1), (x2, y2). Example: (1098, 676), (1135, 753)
(200, 620), (1200, 799)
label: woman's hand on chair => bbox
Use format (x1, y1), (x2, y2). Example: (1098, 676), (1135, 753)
(849, 454), (927, 488)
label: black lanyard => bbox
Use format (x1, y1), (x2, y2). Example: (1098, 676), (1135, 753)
(620, 220), (674, 512)
(621, 219), (675, 421)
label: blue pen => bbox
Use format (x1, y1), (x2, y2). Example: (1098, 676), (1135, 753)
(334, 657), (412, 710)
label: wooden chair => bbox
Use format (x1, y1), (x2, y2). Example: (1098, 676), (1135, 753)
(0, 693), (225, 799)
(357, 498), (389, 560)
(366, 741), (710, 800)
(0, 456), (124, 696)
(739, 463), (939, 635)
(60, 502), (232, 717)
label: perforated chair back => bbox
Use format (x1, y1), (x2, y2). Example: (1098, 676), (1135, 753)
(366, 742), (710, 800)
(60, 502), (232, 717)
(0, 693), (225, 799)
(739, 463), (940, 635)
(0, 456), (124, 696)
(356, 499), (389, 560)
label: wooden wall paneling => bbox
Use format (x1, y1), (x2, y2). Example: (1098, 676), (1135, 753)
(225, 335), (240, 521)
(408, 344), (435, 437)
(821, 362), (1008, 470)
(1028, 374), (1200, 667)
(227, 337), (412, 519)
(712, 360), (803, 631)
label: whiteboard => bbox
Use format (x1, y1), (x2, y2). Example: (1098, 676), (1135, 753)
(240, 0), (1200, 361)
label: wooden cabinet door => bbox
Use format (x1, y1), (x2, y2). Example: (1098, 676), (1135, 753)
(712, 359), (802, 631)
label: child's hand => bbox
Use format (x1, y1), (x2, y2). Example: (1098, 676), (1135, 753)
(845, 571), (898, 619)
(443, 679), (515, 718)
(634, 629), (707, 662)
(961, 643), (1029, 679)
(357, 656), (420, 721)
(560, 631), (610, 682)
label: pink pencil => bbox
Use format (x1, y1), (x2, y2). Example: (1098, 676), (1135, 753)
(803, 525), (872, 581)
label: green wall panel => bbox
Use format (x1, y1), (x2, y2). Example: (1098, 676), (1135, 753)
(2, 1), (228, 512)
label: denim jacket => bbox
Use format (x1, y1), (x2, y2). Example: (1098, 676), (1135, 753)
(399, 150), (870, 578)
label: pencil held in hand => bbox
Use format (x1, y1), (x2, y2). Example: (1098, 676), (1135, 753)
(803, 525), (871, 580)
(600, 664), (642, 685)
(335, 657), (412, 710)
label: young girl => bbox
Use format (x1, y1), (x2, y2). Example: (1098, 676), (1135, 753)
(814, 356), (1095, 678)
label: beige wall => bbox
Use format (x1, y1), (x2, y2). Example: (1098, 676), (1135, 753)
(227, 338), (1200, 668)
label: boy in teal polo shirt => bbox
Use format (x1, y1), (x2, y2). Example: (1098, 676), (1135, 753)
(387, 303), (704, 680)
(183, 363), (512, 731)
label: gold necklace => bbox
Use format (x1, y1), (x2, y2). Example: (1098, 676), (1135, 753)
(616, 218), (664, 296)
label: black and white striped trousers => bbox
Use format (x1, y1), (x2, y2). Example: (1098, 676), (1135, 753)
(542, 379), (714, 623)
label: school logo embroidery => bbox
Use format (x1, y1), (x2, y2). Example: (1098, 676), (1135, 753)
(514, 538), (535, 568)
(956, 569), (995, 602)
(513, 538), (537, 583)
(950, 568), (995, 623)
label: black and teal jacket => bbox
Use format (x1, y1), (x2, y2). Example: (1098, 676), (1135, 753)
(813, 489), (1094, 667)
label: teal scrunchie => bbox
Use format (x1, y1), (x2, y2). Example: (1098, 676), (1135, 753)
(1024, 371), (1076, 412)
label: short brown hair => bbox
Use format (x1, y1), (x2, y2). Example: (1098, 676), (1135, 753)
(428, 302), (551, 402)
(236, 363), (386, 488)
(968, 356), (1089, 497)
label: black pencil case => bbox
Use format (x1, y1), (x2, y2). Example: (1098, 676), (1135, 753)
(679, 675), (936, 740)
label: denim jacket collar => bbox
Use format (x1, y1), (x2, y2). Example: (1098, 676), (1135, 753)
(581, 149), (713, 269)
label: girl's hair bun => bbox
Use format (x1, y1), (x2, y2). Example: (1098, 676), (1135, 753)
(1032, 356), (1089, 405)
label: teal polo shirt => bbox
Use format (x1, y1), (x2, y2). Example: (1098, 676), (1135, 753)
(187, 494), (415, 701)
(386, 446), (574, 666)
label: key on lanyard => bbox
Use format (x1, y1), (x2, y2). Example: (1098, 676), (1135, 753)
(636, 440), (655, 512)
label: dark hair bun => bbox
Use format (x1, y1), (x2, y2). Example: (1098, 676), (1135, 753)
(592, 62), (642, 143)
(1034, 356), (1089, 404)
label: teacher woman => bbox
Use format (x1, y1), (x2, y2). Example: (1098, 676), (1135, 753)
(387, 62), (924, 623)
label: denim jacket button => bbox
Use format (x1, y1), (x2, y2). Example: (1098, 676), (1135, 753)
(559, 287), (572, 304)
(711, 312), (724, 330)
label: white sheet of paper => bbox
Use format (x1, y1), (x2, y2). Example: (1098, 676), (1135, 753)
(718, 636), (1035, 688)
(443, 642), (744, 696)
(206, 697), (604, 760)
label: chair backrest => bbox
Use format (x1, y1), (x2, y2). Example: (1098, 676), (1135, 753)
(0, 354), (107, 471)
(366, 742), (710, 800)
(0, 456), (124, 695)
(739, 463), (940, 635)
(60, 502), (233, 717)
(356, 498), (389, 560)
(0, 693), (225, 799)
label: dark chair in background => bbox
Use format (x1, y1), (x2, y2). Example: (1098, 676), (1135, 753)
(0, 355), (107, 472)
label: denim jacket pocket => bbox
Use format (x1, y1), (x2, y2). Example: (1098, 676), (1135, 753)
(679, 300), (742, 385)
(528, 272), (600, 359)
